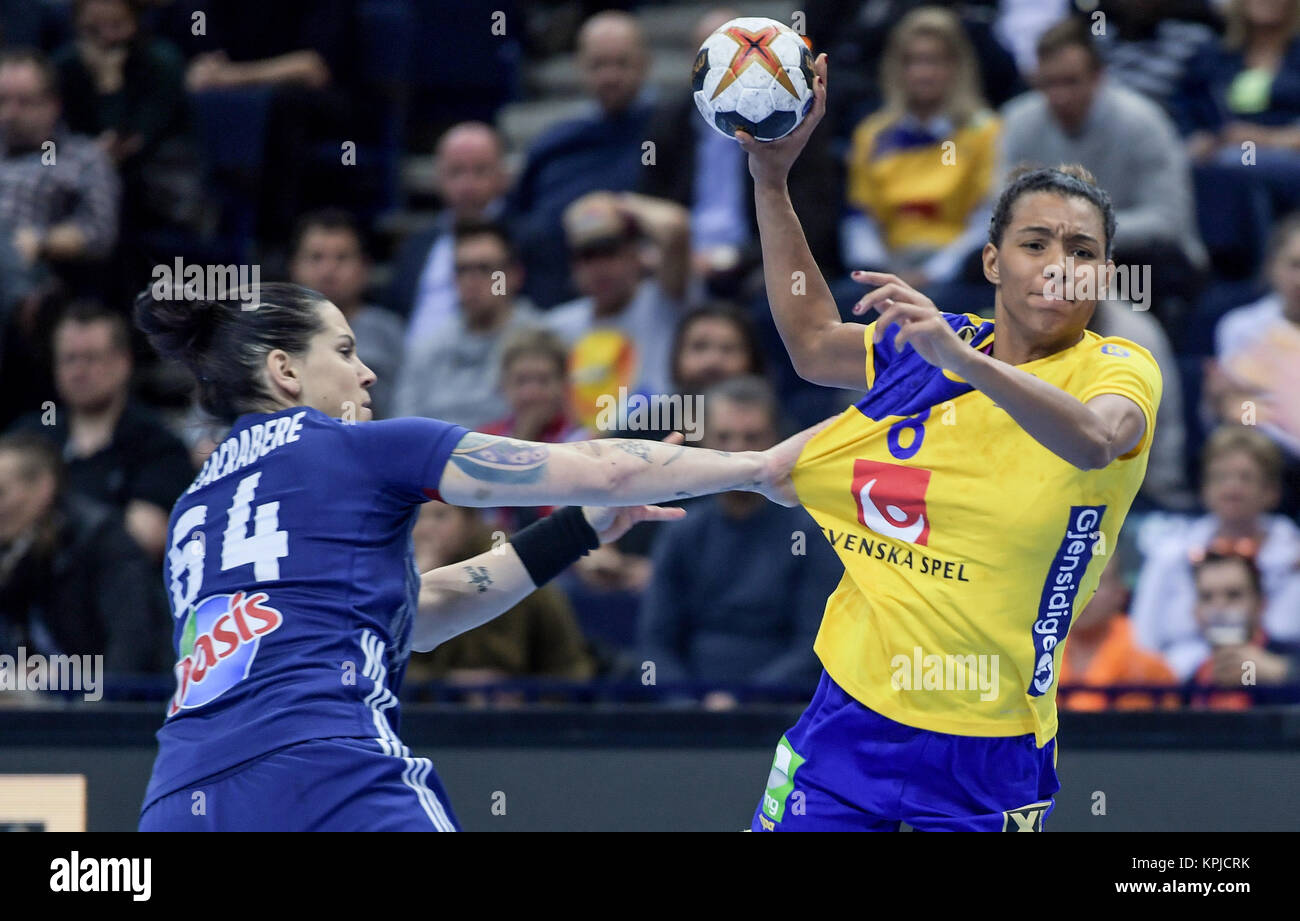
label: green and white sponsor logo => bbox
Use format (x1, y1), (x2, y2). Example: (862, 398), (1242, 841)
(761, 735), (805, 823)
(179, 607), (197, 660)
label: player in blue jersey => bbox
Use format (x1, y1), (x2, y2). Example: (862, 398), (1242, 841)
(133, 282), (818, 831)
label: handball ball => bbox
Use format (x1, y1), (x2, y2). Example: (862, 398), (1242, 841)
(692, 16), (815, 142)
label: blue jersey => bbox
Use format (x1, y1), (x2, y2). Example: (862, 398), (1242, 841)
(143, 406), (467, 808)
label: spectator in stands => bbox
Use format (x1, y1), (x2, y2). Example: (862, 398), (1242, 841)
(843, 7), (1000, 310)
(1186, 549), (1300, 708)
(482, 327), (586, 446)
(406, 500), (595, 698)
(388, 122), (511, 347)
(0, 49), (120, 287)
(52, 0), (198, 238)
(1000, 18), (1208, 325)
(1088, 299), (1195, 509)
(670, 302), (765, 397)
(509, 10), (658, 308)
(1174, 0), (1300, 216)
(0, 432), (169, 673)
(394, 220), (541, 429)
(560, 304), (766, 599)
(994, 0), (1072, 79)
(1058, 552), (1178, 711)
(805, 0), (1025, 143)
(1131, 427), (1300, 680)
(1209, 212), (1300, 510)
(180, 0), (359, 248)
(288, 209), (403, 419)
(6, 301), (194, 563)
(639, 376), (843, 708)
(481, 328), (586, 534)
(642, 7), (843, 298)
(1093, 0), (1221, 117)
(545, 191), (689, 431)
(0, 228), (35, 351)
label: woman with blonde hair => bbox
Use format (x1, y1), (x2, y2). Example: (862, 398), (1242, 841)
(843, 7), (999, 301)
(1175, 0), (1300, 214)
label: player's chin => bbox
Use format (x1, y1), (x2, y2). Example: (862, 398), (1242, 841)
(1025, 294), (1086, 325)
(345, 399), (373, 422)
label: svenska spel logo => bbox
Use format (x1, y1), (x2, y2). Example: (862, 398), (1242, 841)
(168, 590), (284, 716)
(851, 459), (932, 546)
(1100, 343), (1130, 357)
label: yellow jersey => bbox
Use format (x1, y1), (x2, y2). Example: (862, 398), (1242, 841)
(792, 312), (1161, 746)
(847, 110), (1000, 252)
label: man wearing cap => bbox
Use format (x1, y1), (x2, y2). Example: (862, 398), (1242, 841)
(543, 191), (690, 431)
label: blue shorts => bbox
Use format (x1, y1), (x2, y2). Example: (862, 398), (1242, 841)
(139, 737), (460, 832)
(752, 671), (1059, 832)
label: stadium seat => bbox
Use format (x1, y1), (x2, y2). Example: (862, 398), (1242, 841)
(190, 86), (276, 261)
(1176, 353), (1209, 488)
(304, 0), (414, 221)
(406, 0), (523, 134)
(1183, 277), (1269, 356)
(1192, 162), (1272, 282)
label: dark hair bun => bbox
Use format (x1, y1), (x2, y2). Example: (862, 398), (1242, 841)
(132, 281), (326, 423)
(133, 288), (223, 368)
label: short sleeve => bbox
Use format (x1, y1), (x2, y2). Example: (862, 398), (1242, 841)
(1077, 340), (1163, 461)
(345, 416), (469, 503)
(862, 320), (885, 390)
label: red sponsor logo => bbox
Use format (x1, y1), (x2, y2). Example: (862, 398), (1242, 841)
(168, 590), (283, 716)
(850, 459), (932, 546)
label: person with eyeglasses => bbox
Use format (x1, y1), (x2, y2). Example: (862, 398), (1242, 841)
(393, 219), (542, 430)
(543, 191), (690, 431)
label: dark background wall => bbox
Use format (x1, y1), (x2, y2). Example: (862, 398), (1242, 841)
(3, 707), (1298, 831)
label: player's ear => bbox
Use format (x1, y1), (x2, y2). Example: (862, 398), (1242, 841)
(981, 242), (1000, 286)
(265, 348), (301, 399)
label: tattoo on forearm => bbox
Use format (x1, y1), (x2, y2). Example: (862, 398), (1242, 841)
(449, 434), (550, 484)
(662, 444), (686, 466)
(612, 440), (654, 462)
(712, 450), (732, 457)
(463, 564), (493, 593)
(571, 441), (605, 457)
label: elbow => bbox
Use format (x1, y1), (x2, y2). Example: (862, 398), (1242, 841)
(592, 454), (624, 503)
(410, 615), (450, 654)
(792, 356), (840, 388)
(789, 345), (825, 385)
(1077, 439), (1114, 471)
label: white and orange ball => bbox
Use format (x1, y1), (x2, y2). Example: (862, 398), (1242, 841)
(692, 16), (815, 142)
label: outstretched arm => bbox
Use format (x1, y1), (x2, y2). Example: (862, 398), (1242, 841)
(413, 504), (681, 652)
(857, 276), (1149, 470)
(434, 420), (829, 510)
(738, 53), (869, 390)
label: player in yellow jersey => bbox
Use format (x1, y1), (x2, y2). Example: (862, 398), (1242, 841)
(736, 54), (1162, 831)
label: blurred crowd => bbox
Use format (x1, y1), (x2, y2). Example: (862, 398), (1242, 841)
(1, 0), (1299, 710)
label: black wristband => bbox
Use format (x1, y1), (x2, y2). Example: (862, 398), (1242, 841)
(510, 506), (602, 587)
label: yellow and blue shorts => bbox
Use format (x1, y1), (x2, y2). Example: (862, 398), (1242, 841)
(752, 670), (1059, 832)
